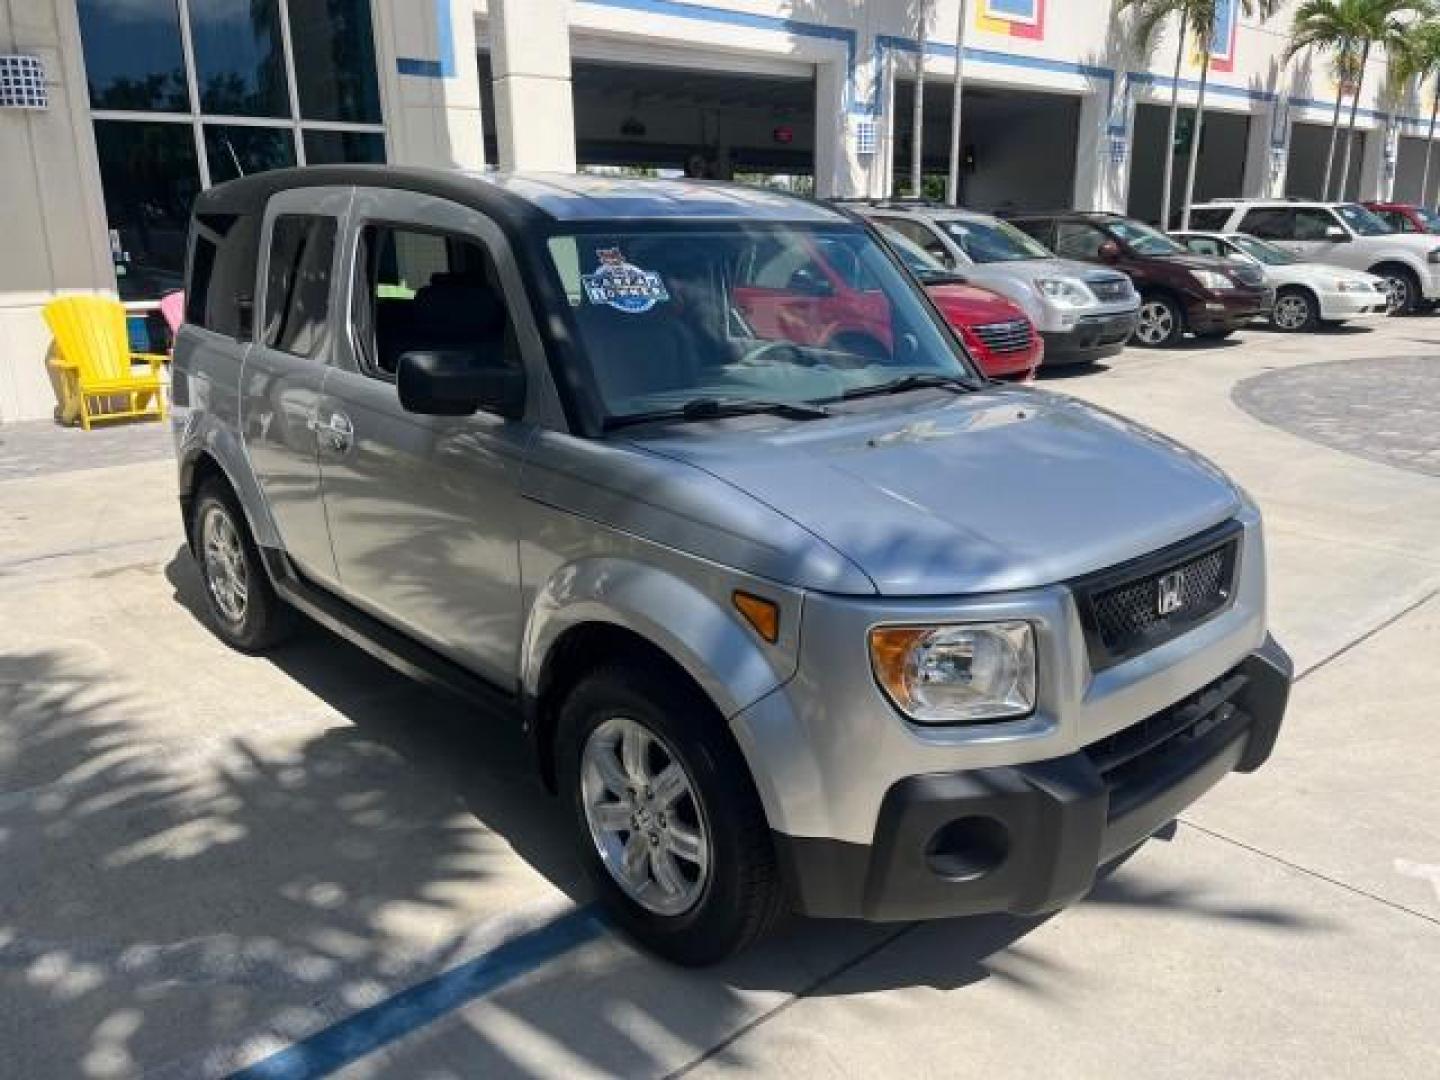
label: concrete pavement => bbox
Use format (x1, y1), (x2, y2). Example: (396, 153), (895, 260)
(1, 318), (1437, 1078)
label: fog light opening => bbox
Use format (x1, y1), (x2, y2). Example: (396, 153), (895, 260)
(924, 816), (1010, 882)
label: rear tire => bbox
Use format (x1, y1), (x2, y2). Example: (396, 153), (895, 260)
(557, 664), (785, 966)
(191, 480), (294, 652)
(1132, 294), (1184, 348)
(1271, 287), (1318, 332)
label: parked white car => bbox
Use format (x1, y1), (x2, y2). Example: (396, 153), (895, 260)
(1187, 199), (1440, 315)
(1171, 231), (1388, 332)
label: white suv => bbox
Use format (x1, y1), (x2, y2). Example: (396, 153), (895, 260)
(1188, 199), (1440, 315)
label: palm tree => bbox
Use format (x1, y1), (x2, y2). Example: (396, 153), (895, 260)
(1286, 0), (1424, 200)
(1119, 0), (1280, 228)
(1393, 18), (1440, 203)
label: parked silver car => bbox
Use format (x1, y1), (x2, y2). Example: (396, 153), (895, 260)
(842, 200), (1140, 363)
(172, 168), (1290, 964)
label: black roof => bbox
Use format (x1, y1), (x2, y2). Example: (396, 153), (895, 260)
(193, 166), (846, 225)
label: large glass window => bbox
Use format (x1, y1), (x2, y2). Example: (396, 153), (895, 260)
(76, 0), (188, 112)
(204, 124), (297, 183)
(287, 0), (382, 122)
(93, 120), (201, 300)
(303, 129), (385, 165)
(189, 0), (289, 117)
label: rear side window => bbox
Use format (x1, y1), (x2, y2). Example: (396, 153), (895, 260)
(1238, 208), (1295, 241)
(187, 211), (260, 338)
(262, 215), (338, 357)
(1187, 208), (1232, 231)
(1181, 236), (1224, 257)
(1379, 209), (1417, 233)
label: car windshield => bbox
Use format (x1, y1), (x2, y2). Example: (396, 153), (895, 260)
(545, 224), (978, 424)
(1416, 206), (1440, 232)
(940, 216), (1052, 262)
(875, 224), (955, 281)
(1105, 218), (1185, 255)
(1335, 204), (1392, 236)
(1230, 234), (1298, 265)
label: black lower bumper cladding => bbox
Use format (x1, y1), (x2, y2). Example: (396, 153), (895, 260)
(775, 635), (1292, 921)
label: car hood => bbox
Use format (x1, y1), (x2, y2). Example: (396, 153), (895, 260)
(925, 281), (1027, 322)
(627, 388), (1241, 596)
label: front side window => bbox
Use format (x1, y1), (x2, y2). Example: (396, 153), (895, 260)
(351, 225), (513, 382)
(1379, 209), (1417, 233)
(1239, 208), (1296, 241)
(1294, 208), (1344, 241)
(263, 215), (337, 356)
(940, 216), (1052, 262)
(1052, 221), (1107, 259)
(1104, 218), (1184, 255)
(1415, 206), (1440, 232)
(544, 225), (975, 422)
(878, 218), (954, 264)
(1334, 204), (1390, 236)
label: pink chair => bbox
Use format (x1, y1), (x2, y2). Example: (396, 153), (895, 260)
(159, 291), (185, 351)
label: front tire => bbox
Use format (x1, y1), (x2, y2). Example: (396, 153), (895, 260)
(1133, 294), (1184, 348)
(558, 665), (785, 965)
(1271, 287), (1319, 332)
(1377, 266), (1419, 316)
(191, 480), (293, 652)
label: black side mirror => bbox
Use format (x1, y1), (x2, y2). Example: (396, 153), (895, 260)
(1324, 226), (1351, 242)
(397, 349), (525, 419)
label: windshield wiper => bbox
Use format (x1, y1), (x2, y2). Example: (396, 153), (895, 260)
(605, 396), (831, 431)
(839, 372), (979, 400)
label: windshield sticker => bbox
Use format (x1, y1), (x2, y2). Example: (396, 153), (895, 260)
(582, 248), (670, 313)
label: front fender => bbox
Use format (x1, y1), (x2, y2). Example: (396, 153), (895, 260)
(521, 556), (801, 721)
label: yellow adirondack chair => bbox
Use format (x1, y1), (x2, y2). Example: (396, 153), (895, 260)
(43, 295), (168, 429)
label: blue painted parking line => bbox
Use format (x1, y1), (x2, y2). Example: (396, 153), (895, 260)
(231, 906), (608, 1080)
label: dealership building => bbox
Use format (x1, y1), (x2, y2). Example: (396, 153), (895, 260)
(2, 0), (1437, 420)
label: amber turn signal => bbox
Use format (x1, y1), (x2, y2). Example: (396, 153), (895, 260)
(733, 591), (780, 643)
(868, 626), (930, 704)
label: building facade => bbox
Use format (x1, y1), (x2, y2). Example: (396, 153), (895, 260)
(2, 0), (1436, 420)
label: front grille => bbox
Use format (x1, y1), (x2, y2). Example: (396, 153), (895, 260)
(1087, 277), (1131, 302)
(1072, 522), (1241, 671)
(971, 319), (1032, 353)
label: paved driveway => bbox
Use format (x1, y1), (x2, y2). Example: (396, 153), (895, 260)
(1, 320), (1437, 1078)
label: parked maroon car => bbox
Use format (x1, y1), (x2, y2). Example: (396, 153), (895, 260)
(871, 226), (1043, 380)
(1362, 201), (1440, 235)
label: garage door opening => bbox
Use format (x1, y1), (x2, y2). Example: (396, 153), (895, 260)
(1128, 103), (1250, 226)
(1394, 134), (1440, 206)
(482, 56), (815, 191)
(1286, 121), (1365, 200)
(892, 80), (1080, 212)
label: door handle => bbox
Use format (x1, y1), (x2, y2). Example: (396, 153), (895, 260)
(309, 411), (354, 453)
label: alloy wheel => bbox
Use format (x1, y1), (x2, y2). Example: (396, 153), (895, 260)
(1383, 275), (1410, 315)
(1272, 294), (1311, 331)
(580, 715), (710, 917)
(201, 504), (248, 623)
(1135, 300), (1175, 346)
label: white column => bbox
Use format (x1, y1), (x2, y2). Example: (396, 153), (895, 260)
(1242, 100), (1287, 198)
(0, 0), (115, 422)
(816, 58), (866, 198)
(1073, 83), (1130, 213)
(1357, 120), (1391, 201)
(490, 0), (575, 172)
(372, 0), (484, 169)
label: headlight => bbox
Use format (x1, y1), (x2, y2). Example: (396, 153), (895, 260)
(1034, 278), (1093, 309)
(1192, 269), (1234, 290)
(869, 622), (1037, 723)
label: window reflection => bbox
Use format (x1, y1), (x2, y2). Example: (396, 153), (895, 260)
(204, 125), (296, 182)
(303, 129), (385, 164)
(189, 0), (288, 117)
(93, 120), (200, 299)
(77, 0), (188, 112)
(287, 0), (382, 123)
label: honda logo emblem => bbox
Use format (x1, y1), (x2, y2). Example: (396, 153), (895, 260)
(1156, 570), (1185, 616)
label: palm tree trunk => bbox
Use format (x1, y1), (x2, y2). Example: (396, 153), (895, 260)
(1421, 87), (1439, 205)
(1161, 25), (1186, 228)
(1180, 47), (1211, 229)
(911, 3), (928, 196)
(946, 0), (969, 204)
(1337, 42), (1370, 200)
(1322, 79), (1344, 198)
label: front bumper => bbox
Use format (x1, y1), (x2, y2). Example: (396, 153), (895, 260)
(774, 636), (1291, 920)
(1187, 287), (1272, 331)
(1314, 289), (1388, 320)
(1041, 311), (1138, 363)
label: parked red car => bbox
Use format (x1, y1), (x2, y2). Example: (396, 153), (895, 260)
(1363, 201), (1440, 235)
(734, 229), (1041, 380)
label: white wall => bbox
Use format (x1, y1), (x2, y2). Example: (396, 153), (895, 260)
(0, 0), (114, 423)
